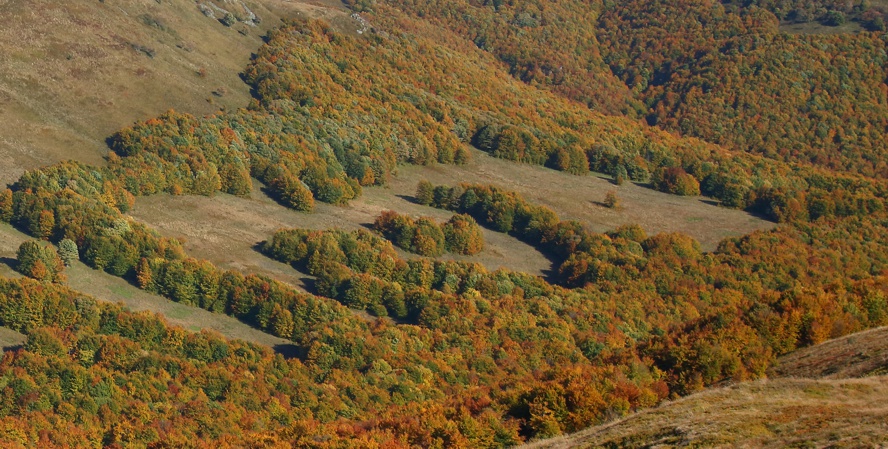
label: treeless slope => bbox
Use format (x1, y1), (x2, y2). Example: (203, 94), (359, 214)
(128, 178), (558, 287)
(523, 326), (888, 448)
(770, 326), (888, 379)
(521, 376), (888, 449)
(0, 0), (356, 186)
(389, 149), (774, 252)
(0, 326), (26, 352)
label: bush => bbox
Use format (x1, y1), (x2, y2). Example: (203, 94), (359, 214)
(603, 191), (620, 209)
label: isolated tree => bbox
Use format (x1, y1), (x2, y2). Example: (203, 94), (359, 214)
(604, 190), (620, 209)
(58, 239), (79, 266)
(613, 165), (628, 185)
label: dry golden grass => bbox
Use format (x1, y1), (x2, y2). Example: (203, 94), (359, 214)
(389, 149), (774, 252)
(779, 21), (864, 35)
(128, 177), (558, 289)
(771, 326), (888, 379)
(0, 326), (26, 352)
(524, 327), (888, 448)
(127, 149), (774, 292)
(522, 376), (888, 449)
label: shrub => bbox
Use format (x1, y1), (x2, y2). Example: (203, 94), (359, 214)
(603, 191), (620, 209)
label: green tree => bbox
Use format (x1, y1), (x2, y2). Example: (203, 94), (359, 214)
(58, 239), (79, 267)
(16, 240), (65, 283)
(603, 191), (620, 209)
(443, 214), (485, 255)
(0, 189), (12, 222)
(416, 180), (434, 205)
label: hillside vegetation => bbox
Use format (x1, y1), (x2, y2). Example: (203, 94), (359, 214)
(521, 376), (888, 448)
(523, 327), (888, 448)
(0, 0), (355, 186)
(0, 0), (885, 446)
(384, 0), (888, 176)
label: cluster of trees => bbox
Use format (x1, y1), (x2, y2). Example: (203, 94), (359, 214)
(597, 0), (888, 178)
(0, 9), (887, 447)
(418, 182), (652, 287)
(257, 210), (888, 428)
(373, 209), (485, 256)
(261, 227), (494, 318)
(3, 208), (887, 446)
(723, 0), (886, 28)
(99, 15), (888, 226)
(15, 240), (65, 283)
(373, 0), (888, 180)
(2, 163), (887, 445)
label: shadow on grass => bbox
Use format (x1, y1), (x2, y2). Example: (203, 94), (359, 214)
(272, 343), (302, 360)
(395, 194), (421, 205)
(0, 256), (17, 271)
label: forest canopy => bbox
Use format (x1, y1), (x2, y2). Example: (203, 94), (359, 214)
(0, 0), (886, 446)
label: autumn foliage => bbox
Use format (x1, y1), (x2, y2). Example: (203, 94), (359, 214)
(0, 4), (885, 447)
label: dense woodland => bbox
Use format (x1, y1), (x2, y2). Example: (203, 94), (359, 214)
(0, 0), (886, 446)
(382, 0), (888, 176)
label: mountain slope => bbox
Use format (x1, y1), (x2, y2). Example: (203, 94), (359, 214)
(522, 327), (888, 448)
(521, 376), (888, 448)
(0, 0), (353, 186)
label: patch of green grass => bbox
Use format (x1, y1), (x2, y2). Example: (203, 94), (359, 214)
(107, 283), (135, 300)
(802, 384), (831, 398)
(165, 306), (194, 321)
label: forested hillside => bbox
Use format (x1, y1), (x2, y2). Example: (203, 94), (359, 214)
(384, 0), (888, 176)
(0, 0), (886, 446)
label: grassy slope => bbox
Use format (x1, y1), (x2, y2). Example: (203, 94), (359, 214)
(522, 376), (888, 448)
(128, 175), (558, 287)
(0, 0), (355, 187)
(771, 326), (888, 379)
(127, 147), (774, 292)
(522, 328), (888, 448)
(0, 222), (295, 354)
